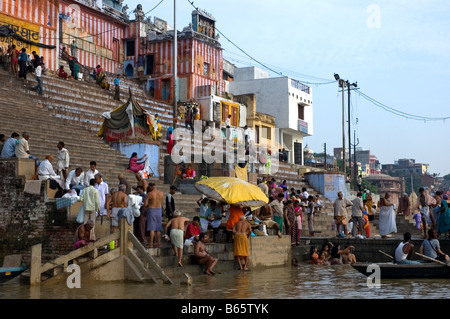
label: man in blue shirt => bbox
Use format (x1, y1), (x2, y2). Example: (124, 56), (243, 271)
(114, 75), (120, 101)
(202, 200), (223, 242)
(18, 48), (28, 79)
(0, 132), (20, 158)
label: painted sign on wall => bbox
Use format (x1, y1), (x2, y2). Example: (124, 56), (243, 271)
(0, 13), (40, 54)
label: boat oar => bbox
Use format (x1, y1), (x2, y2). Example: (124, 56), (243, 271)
(415, 252), (449, 267)
(378, 250), (394, 260)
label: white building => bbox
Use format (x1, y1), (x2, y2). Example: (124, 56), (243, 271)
(228, 66), (313, 165)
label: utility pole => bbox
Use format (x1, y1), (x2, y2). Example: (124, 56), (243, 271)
(347, 80), (351, 182)
(340, 78), (346, 174)
(352, 130), (359, 191)
(324, 143), (327, 170)
(173, 0), (178, 128)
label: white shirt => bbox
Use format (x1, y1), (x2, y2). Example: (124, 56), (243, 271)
(95, 181), (109, 216)
(84, 169), (99, 186)
(38, 159), (58, 178)
(15, 138), (29, 158)
(35, 65), (42, 77)
(65, 169), (85, 190)
(225, 118), (231, 127)
(56, 148), (70, 171)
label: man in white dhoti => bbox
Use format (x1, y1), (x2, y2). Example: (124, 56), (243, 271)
(94, 173), (109, 217)
(37, 155), (64, 189)
(378, 192), (397, 238)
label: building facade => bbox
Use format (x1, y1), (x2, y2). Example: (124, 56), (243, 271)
(0, 0), (59, 70)
(0, 0), (128, 73)
(228, 66), (313, 165)
(123, 9), (225, 103)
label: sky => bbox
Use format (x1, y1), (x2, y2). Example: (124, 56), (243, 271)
(124, 0), (450, 176)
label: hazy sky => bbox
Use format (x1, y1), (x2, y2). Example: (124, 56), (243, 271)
(125, 0), (450, 176)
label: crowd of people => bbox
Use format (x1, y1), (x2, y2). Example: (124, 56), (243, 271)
(0, 45), (46, 95)
(255, 177), (324, 246)
(3, 128), (449, 272)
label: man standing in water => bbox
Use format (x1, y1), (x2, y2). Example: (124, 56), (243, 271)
(233, 215), (252, 271)
(144, 183), (164, 248)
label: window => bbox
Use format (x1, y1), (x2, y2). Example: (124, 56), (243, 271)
(221, 101), (239, 126)
(298, 104), (304, 120)
(255, 125), (260, 144)
(203, 62), (210, 76)
(125, 40), (135, 57)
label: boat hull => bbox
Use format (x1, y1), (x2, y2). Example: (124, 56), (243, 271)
(352, 262), (450, 279)
(0, 266), (27, 284)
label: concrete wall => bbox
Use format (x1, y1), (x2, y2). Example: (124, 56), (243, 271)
(304, 171), (347, 201)
(111, 142), (160, 177)
(249, 235), (291, 268)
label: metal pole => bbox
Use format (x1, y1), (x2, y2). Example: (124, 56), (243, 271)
(341, 80), (346, 174)
(347, 81), (352, 187)
(353, 130), (358, 190)
(173, 0), (178, 127)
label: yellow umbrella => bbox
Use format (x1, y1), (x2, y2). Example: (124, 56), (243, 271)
(194, 177), (268, 207)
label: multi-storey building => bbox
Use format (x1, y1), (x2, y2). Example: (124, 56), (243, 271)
(0, 0), (128, 72)
(229, 66), (313, 165)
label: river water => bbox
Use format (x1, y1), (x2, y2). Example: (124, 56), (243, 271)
(1, 263), (449, 300)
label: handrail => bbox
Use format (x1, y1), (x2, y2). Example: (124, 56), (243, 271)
(30, 231), (119, 285)
(127, 230), (173, 284)
(30, 218), (172, 285)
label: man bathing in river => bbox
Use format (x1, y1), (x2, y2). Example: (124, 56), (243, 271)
(194, 233), (218, 275)
(233, 215), (252, 271)
(164, 210), (189, 267)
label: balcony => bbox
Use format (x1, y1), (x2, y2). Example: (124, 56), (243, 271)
(298, 119), (308, 134)
(291, 79), (310, 94)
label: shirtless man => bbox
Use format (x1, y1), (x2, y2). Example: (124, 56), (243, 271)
(233, 216), (252, 271)
(257, 204), (282, 238)
(164, 210), (189, 267)
(106, 184), (128, 233)
(194, 233), (218, 275)
(133, 172), (148, 193)
(10, 44), (19, 78)
(73, 220), (95, 250)
(144, 183), (164, 248)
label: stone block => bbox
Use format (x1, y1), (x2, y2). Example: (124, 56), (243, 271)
(68, 201), (82, 221)
(16, 158), (35, 178)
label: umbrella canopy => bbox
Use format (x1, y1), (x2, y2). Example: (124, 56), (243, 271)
(194, 177), (268, 207)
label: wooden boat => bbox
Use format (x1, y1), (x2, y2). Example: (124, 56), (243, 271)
(352, 262), (450, 279)
(0, 265), (27, 283)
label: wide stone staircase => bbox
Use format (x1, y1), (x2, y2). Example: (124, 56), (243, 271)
(0, 65), (248, 278)
(0, 64), (368, 239)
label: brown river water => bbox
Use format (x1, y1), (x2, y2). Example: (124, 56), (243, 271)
(1, 263), (449, 300)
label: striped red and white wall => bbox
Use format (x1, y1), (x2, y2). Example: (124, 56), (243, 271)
(0, 0), (59, 70)
(58, 0), (126, 73)
(137, 34), (225, 101)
